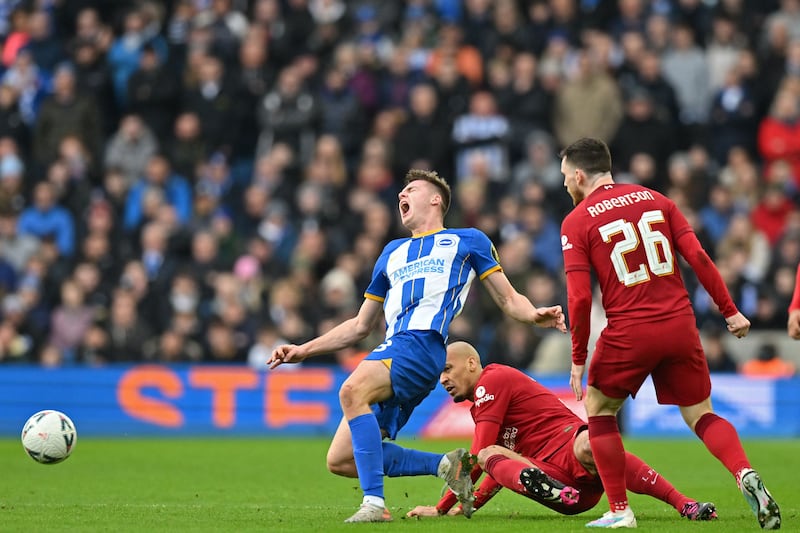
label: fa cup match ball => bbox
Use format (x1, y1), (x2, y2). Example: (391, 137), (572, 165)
(21, 410), (77, 464)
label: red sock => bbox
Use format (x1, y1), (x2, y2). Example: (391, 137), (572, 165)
(588, 415), (628, 511)
(694, 413), (750, 478)
(483, 454), (528, 493)
(625, 452), (689, 512)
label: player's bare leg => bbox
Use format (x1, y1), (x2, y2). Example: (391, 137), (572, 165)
(327, 417), (356, 477)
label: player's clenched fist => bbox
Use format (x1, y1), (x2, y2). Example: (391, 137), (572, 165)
(534, 305), (566, 333)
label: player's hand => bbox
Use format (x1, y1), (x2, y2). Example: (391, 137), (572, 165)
(725, 312), (750, 338)
(267, 344), (307, 369)
(788, 309), (800, 340)
(533, 305), (567, 333)
(570, 363), (585, 401)
(406, 506), (442, 518)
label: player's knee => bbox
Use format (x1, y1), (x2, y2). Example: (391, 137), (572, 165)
(338, 382), (361, 410)
(477, 445), (504, 467)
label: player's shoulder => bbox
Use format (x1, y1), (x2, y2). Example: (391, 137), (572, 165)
(381, 236), (410, 254)
(482, 363), (526, 383)
(445, 227), (484, 239)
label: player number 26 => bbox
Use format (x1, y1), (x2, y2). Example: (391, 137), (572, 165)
(598, 209), (674, 287)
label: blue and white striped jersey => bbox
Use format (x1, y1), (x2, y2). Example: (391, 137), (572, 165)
(365, 228), (502, 340)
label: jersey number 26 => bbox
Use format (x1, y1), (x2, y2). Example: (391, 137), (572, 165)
(598, 210), (674, 287)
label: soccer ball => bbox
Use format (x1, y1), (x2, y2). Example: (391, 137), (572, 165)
(21, 410), (77, 464)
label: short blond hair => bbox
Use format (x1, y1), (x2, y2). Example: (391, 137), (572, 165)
(403, 169), (451, 216)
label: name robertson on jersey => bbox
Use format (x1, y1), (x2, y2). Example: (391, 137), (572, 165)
(586, 190), (655, 217)
(390, 258), (446, 283)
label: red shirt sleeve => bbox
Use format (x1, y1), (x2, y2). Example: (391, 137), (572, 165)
(566, 270), (593, 365)
(674, 230), (738, 318)
(790, 263), (800, 312)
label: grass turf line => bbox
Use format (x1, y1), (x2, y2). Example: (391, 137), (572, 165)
(0, 437), (795, 532)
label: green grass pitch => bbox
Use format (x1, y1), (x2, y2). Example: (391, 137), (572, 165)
(0, 437), (796, 532)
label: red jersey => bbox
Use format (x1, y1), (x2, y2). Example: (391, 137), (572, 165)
(561, 183), (737, 364)
(470, 364), (581, 459)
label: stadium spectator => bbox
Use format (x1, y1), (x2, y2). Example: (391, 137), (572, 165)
(104, 114), (159, 186)
(553, 50), (623, 149)
(740, 343), (796, 377)
(70, 37), (115, 136)
(559, 138), (780, 529)
(757, 88), (800, 189)
(181, 54), (237, 156)
(48, 278), (94, 363)
(123, 153), (192, 232)
(127, 41), (179, 144)
(17, 181), (75, 257)
(392, 83), (451, 177)
(703, 326), (739, 373)
(103, 288), (154, 363)
(662, 21), (711, 145)
(32, 62), (102, 171)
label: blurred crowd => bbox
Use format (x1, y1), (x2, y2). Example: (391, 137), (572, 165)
(0, 0), (798, 373)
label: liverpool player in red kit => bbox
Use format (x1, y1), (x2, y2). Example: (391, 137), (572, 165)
(407, 341), (717, 522)
(559, 138), (780, 529)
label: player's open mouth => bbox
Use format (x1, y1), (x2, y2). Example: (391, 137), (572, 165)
(400, 201), (410, 215)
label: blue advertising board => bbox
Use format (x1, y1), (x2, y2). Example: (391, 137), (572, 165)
(0, 366), (796, 438)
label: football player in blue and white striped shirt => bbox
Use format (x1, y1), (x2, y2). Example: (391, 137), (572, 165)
(269, 169), (566, 523)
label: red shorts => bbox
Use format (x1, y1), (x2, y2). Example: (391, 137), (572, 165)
(588, 314), (711, 405)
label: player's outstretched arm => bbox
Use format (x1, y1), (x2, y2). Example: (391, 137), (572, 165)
(268, 298), (384, 369)
(481, 271), (566, 332)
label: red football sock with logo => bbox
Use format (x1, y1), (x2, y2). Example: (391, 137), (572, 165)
(694, 413), (750, 478)
(625, 452), (688, 511)
(588, 415), (628, 511)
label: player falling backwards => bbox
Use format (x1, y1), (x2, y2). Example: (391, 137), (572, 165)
(407, 341), (718, 523)
(559, 137), (780, 529)
(269, 169), (566, 523)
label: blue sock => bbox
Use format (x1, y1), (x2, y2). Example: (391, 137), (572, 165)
(348, 414), (384, 498)
(382, 442), (443, 477)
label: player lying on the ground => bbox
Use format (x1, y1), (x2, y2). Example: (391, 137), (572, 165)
(407, 341), (717, 521)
